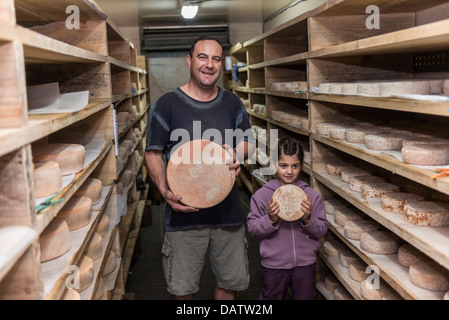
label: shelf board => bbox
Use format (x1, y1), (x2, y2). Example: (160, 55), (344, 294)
(311, 132), (449, 196)
(109, 56), (140, 73)
(257, 88), (308, 100)
(265, 115), (309, 137)
(313, 169), (449, 271)
(251, 52), (308, 69)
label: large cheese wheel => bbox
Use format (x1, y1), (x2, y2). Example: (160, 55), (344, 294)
(75, 255), (94, 292)
(401, 144), (449, 166)
(334, 207), (365, 227)
(340, 167), (371, 183)
(360, 230), (401, 255)
(344, 219), (380, 240)
(334, 286), (353, 300)
(57, 195), (92, 231)
(361, 182), (400, 199)
(379, 80), (431, 97)
(103, 250), (117, 276)
(324, 274), (340, 292)
(349, 175), (384, 193)
(323, 240), (344, 258)
(33, 160), (63, 198)
(397, 243), (426, 268)
(85, 232), (103, 261)
(381, 192), (425, 214)
(349, 260), (370, 282)
(357, 82), (381, 95)
(409, 259), (449, 291)
(95, 214), (109, 237)
(339, 248), (359, 268)
(402, 137), (449, 148)
(345, 127), (384, 144)
(120, 169), (134, 187)
(361, 279), (400, 300)
(323, 199), (348, 215)
(39, 217), (71, 262)
(341, 83), (358, 94)
(365, 134), (404, 150)
(329, 83), (343, 94)
(329, 126), (351, 140)
(404, 201), (449, 227)
(75, 177), (102, 205)
(33, 143), (85, 176)
(318, 83), (331, 93)
(271, 184), (307, 222)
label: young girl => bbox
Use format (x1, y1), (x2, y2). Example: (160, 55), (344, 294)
(247, 137), (329, 300)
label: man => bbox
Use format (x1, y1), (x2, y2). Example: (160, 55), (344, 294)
(145, 36), (255, 300)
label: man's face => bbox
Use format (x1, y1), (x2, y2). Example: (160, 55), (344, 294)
(187, 40), (223, 88)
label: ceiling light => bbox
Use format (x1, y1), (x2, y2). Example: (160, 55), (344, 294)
(181, 2), (199, 19)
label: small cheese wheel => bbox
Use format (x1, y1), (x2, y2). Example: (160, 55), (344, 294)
(120, 169), (134, 187)
(402, 137), (449, 148)
(334, 207), (365, 227)
(33, 143), (85, 176)
(39, 217), (71, 262)
(75, 177), (102, 205)
(329, 83), (343, 94)
(116, 111), (130, 126)
(92, 277), (105, 300)
(271, 184), (307, 222)
(365, 134), (404, 150)
(345, 127), (383, 144)
(360, 230), (401, 255)
(358, 82), (381, 96)
(404, 201), (449, 227)
(344, 219), (380, 240)
(316, 123), (340, 136)
(379, 80), (431, 97)
(318, 83), (331, 93)
(323, 240), (344, 258)
(339, 248), (359, 268)
(329, 126), (350, 140)
(361, 279), (401, 300)
(349, 175), (384, 193)
(118, 147), (128, 164)
(57, 195), (92, 231)
(130, 105), (138, 120)
(76, 255), (94, 292)
(33, 160), (63, 198)
(103, 250), (117, 276)
(341, 83), (358, 94)
(380, 192), (425, 214)
(127, 152), (139, 175)
(323, 199), (348, 215)
(120, 139), (133, 155)
(340, 167), (371, 183)
(95, 214), (109, 237)
(409, 259), (449, 291)
(349, 260), (370, 282)
(361, 182), (400, 199)
(401, 144), (449, 166)
(85, 232), (103, 261)
(326, 162), (351, 176)
(334, 286), (353, 300)
(324, 274), (340, 292)
(397, 243), (426, 268)
(60, 289), (81, 300)
(300, 118), (309, 130)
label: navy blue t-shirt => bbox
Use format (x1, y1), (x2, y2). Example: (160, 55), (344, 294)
(146, 87), (254, 232)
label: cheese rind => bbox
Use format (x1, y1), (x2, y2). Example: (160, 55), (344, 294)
(57, 195), (92, 231)
(324, 274), (340, 292)
(349, 260), (369, 282)
(334, 207), (365, 227)
(404, 201), (449, 227)
(339, 248), (359, 268)
(95, 214), (109, 237)
(381, 192), (425, 214)
(398, 243), (425, 268)
(33, 160), (63, 198)
(323, 240), (344, 258)
(344, 219), (380, 240)
(360, 182), (400, 199)
(33, 143), (85, 176)
(334, 286), (353, 300)
(39, 217), (71, 262)
(409, 259), (449, 291)
(75, 255), (94, 292)
(272, 184), (307, 222)
(360, 230), (401, 255)
(365, 134), (404, 150)
(74, 177), (102, 205)
(401, 144), (449, 166)
(85, 232), (103, 261)
(103, 250), (117, 276)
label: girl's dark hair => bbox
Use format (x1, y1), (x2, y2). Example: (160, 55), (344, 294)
(189, 36), (223, 58)
(277, 137), (304, 165)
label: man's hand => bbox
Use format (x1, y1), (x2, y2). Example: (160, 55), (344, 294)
(222, 144), (241, 177)
(164, 189), (199, 213)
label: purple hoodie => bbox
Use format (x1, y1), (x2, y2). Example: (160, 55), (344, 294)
(247, 179), (329, 269)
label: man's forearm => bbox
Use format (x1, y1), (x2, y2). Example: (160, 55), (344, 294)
(145, 150), (169, 197)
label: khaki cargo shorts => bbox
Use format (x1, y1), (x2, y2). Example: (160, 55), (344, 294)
(161, 226), (250, 296)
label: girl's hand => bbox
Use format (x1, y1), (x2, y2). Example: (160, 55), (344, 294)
(300, 196), (312, 224)
(268, 198), (280, 224)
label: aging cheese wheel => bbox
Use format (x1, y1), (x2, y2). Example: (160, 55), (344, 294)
(360, 230), (401, 255)
(361, 279), (400, 300)
(75, 255), (94, 292)
(402, 137), (449, 148)
(85, 232), (103, 261)
(339, 248), (359, 268)
(401, 144), (449, 166)
(409, 259), (449, 291)
(33, 160), (63, 198)
(95, 214), (109, 237)
(329, 83), (343, 94)
(381, 192), (425, 214)
(75, 177), (102, 205)
(39, 217), (71, 262)
(341, 83), (358, 94)
(116, 111), (129, 126)
(300, 118), (309, 130)
(271, 184), (307, 222)
(33, 143), (85, 176)
(345, 127), (383, 144)
(326, 162), (351, 176)
(323, 199), (348, 215)
(349, 175), (384, 193)
(103, 250), (117, 276)
(334, 207), (365, 227)
(344, 219), (380, 240)
(324, 274), (340, 292)
(349, 260), (370, 282)
(357, 82), (381, 96)
(379, 80), (431, 97)
(120, 169), (134, 187)
(57, 195), (92, 231)
(360, 182), (400, 199)
(316, 123), (340, 136)
(365, 134), (404, 150)
(323, 239), (344, 258)
(120, 139), (133, 155)
(329, 126), (350, 140)
(404, 201), (449, 227)
(340, 167), (371, 183)
(166, 140), (235, 209)
(334, 286), (353, 300)
(397, 243), (426, 268)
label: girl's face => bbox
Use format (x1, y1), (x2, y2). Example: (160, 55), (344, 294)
(277, 154), (301, 185)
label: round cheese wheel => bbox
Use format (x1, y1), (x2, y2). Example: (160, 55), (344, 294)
(95, 214), (109, 237)
(120, 139), (133, 155)
(341, 83), (358, 94)
(130, 105), (137, 120)
(345, 127), (384, 144)
(271, 184), (307, 222)
(365, 134), (404, 150)
(409, 259), (449, 291)
(318, 83), (331, 93)
(39, 217), (71, 262)
(334, 207), (365, 227)
(316, 123), (340, 136)
(398, 243), (426, 268)
(117, 111), (130, 126)
(360, 230), (401, 255)
(300, 118), (309, 130)
(379, 80), (431, 97)
(402, 137), (449, 148)
(340, 167), (371, 183)
(361, 182), (400, 199)
(57, 195), (92, 231)
(323, 199), (348, 215)
(120, 169), (134, 187)
(361, 279), (400, 300)
(92, 276), (105, 300)
(358, 82), (381, 95)
(349, 260), (369, 282)
(334, 286), (353, 300)
(166, 139), (235, 209)
(339, 248), (359, 268)
(381, 192), (425, 214)
(404, 201), (449, 227)
(33, 143), (85, 176)
(329, 126), (350, 140)
(33, 160), (63, 198)
(128, 152), (139, 175)
(85, 232), (103, 261)
(75, 177), (102, 205)
(329, 83), (343, 94)
(348, 175), (384, 193)
(118, 146), (128, 164)
(76, 255), (94, 292)
(326, 162), (352, 176)
(103, 250), (117, 276)
(324, 274), (340, 292)
(401, 144), (449, 166)
(60, 289), (81, 300)
(344, 219), (380, 240)
(323, 240), (344, 258)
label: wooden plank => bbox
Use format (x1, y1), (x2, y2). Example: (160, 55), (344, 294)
(0, 0), (15, 25)
(265, 33), (308, 61)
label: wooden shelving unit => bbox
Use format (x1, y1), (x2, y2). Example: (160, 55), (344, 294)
(231, 0), (449, 300)
(0, 0), (149, 300)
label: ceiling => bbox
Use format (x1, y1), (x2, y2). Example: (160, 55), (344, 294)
(96, 0), (293, 28)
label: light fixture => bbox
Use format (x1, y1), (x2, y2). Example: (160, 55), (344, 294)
(181, 1), (199, 19)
